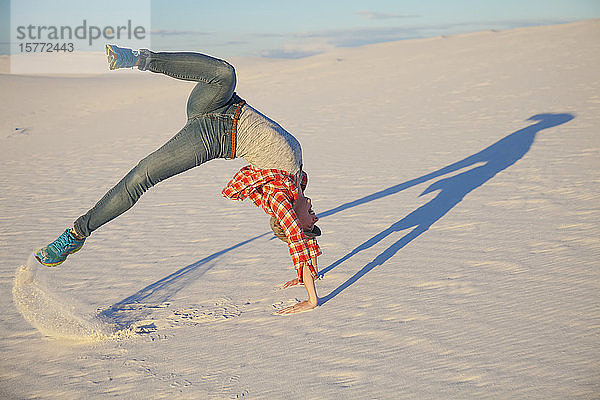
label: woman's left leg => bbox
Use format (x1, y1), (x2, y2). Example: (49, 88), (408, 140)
(77, 50), (243, 236)
(73, 117), (227, 237)
(35, 116), (231, 266)
(35, 49), (240, 266)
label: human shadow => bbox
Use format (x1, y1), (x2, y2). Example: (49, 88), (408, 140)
(319, 113), (574, 304)
(97, 233), (269, 329)
(97, 113), (573, 328)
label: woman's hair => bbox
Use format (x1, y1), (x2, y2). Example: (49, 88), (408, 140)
(269, 216), (321, 242)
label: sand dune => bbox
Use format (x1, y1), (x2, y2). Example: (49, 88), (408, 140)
(1, 20), (598, 399)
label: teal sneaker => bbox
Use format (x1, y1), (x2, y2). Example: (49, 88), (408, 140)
(35, 229), (86, 267)
(106, 44), (140, 70)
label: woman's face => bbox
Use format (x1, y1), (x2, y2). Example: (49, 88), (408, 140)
(294, 193), (319, 231)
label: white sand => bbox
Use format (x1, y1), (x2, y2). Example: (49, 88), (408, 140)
(1, 20), (599, 399)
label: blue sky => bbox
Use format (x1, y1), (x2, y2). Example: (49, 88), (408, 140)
(2, 0), (599, 58)
(148, 0), (600, 58)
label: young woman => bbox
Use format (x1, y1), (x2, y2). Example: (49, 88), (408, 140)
(35, 45), (322, 315)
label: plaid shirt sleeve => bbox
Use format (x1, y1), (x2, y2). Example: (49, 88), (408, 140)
(222, 166), (321, 282)
(264, 186), (321, 282)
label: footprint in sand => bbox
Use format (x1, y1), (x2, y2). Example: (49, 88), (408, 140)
(167, 298), (242, 326)
(270, 298), (302, 313)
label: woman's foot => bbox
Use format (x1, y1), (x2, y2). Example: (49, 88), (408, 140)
(106, 44), (144, 70)
(35, 229), (86, 267)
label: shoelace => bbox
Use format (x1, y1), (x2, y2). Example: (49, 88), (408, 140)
(49, 231), (77, 254)
(115, 48), (138, 68)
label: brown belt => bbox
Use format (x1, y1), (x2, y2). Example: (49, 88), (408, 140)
(230, 100), (246, 159)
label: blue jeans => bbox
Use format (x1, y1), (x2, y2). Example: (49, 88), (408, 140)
(74, 51), (244, 237)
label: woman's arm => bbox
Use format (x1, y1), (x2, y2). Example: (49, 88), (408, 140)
(276, 263), (319, 315)
(282, 256), (319, 288)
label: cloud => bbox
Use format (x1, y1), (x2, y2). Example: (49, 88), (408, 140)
(151, 29), (211, 37)
(260, 48), (321, 59)
(256, 18), (577, 58)
(260, 40), (335, 59)
(148, 18), (578, 59)
(294, 26), (422, 47)
(357, 10), (420, 20)
(225, 40), (250, 46)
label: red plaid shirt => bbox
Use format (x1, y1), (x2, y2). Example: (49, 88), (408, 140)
(222, 165), (321, 282)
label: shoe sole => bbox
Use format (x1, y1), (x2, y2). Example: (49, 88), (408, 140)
(106, 45), (118, 70)
(34, 245), (83, 267)
(35, 253), (65, 267)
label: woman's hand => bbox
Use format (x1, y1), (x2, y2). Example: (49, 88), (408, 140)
(283, 277), (302, 288)
(276, 299), (317, 315)
(277, 262), (319, 315)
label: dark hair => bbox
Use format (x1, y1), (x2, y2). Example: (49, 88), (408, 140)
(269, 216), (321, 242)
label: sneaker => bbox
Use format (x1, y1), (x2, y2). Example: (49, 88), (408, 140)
(35, 229), (86, 267)
(106, 44), (140, 70)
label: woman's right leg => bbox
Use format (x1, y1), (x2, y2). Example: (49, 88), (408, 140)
(73, 51), (239, 237)
(142, 51), (237, 118)
(35, 50), (240, 266)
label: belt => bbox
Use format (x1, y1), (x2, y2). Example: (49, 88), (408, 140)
(230, 100), (246, 159)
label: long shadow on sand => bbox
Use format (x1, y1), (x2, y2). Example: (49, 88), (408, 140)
(318, 113), (574, 304)
(98, 233), (269, 328)
(98, 113), (573, 327)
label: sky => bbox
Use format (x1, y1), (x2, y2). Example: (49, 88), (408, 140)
(1, 0), (600, 58)
(149, 0), (600, 58)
